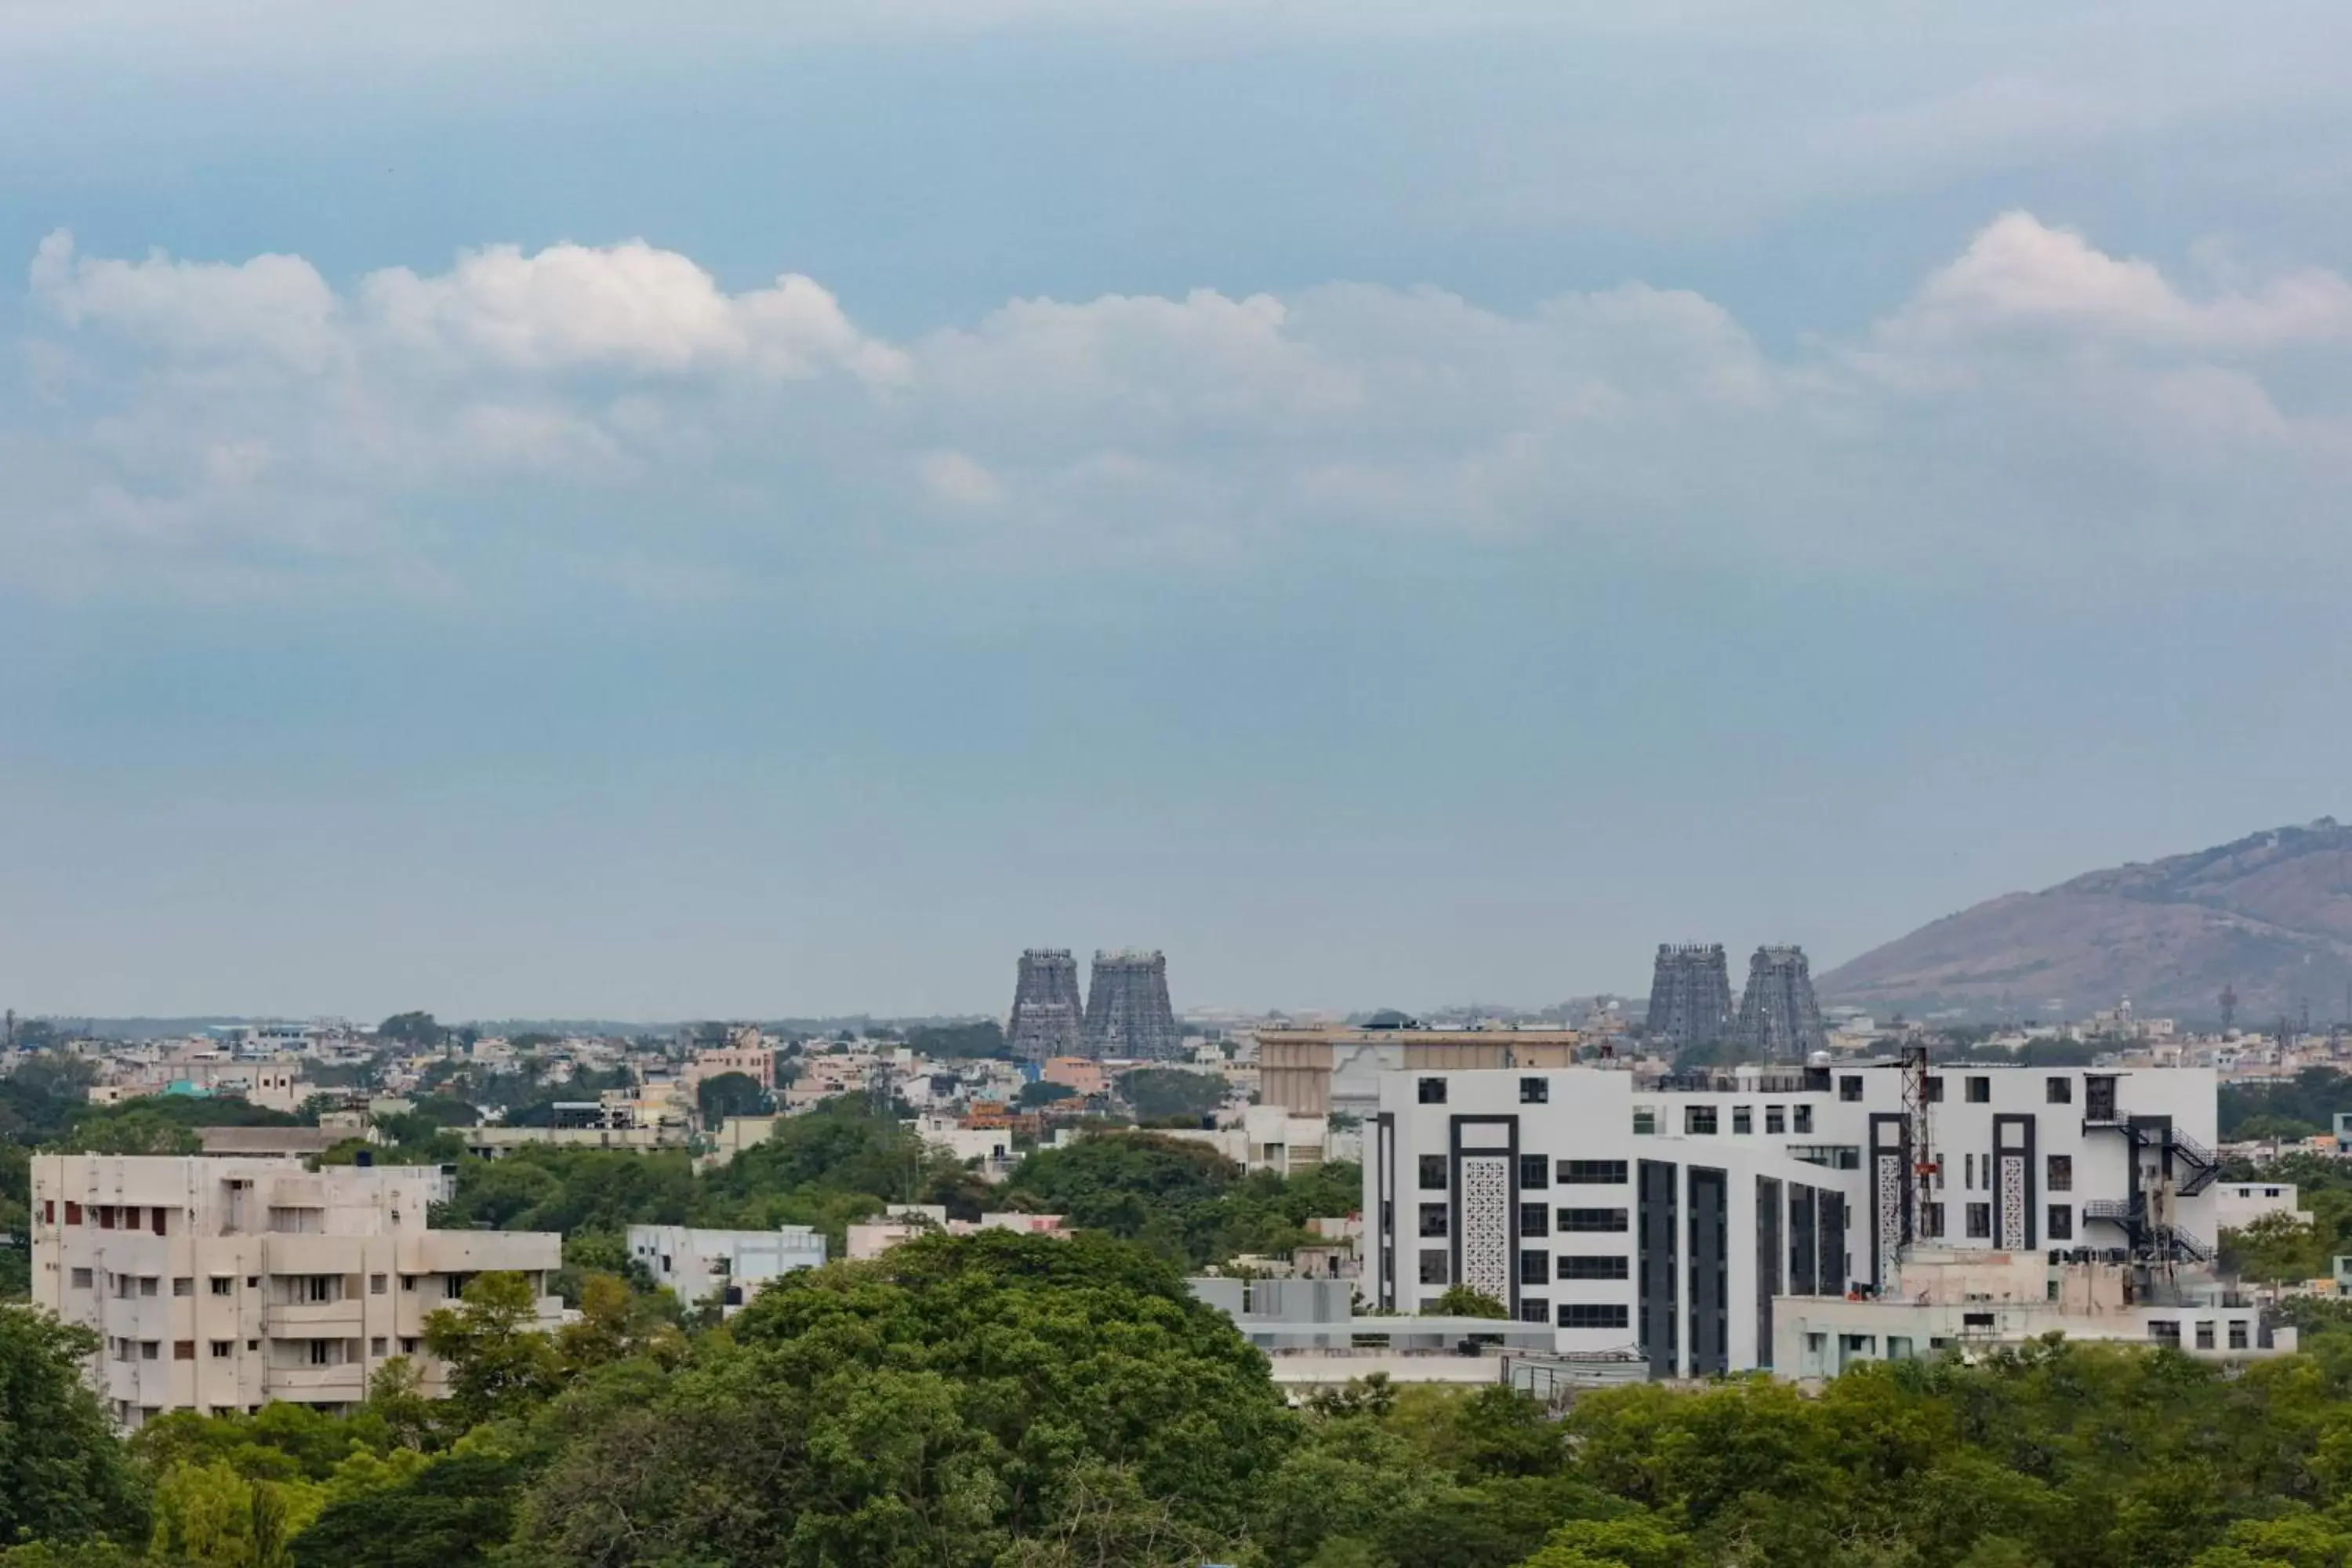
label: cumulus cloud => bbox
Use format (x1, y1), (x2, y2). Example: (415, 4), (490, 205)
(11, 214), (2352, 601)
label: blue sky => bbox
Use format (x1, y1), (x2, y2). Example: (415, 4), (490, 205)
(5, 1), (2350, 1020)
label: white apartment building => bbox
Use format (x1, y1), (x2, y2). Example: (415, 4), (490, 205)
(626, 1224), (826, 1312)
(1368, 1060), (2227, 1378)
(2213, 1181), (2310, 1232)
(31, 1155), (563, 1428)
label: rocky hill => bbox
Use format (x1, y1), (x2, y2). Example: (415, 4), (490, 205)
(1817, 819), (2352, 1023)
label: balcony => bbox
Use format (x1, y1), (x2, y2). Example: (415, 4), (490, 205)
(263, 1363), (365, 1397)
(263, 1300), (363, 1333)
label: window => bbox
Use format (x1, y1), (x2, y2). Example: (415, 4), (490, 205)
(1519, 1250), (1549, 1286)
(371, 1337), (389, 1356)
(173, 1341), (194, 1361)
(1921, 1203), (1944, 1238)
(308, 1340), (336, 1366)
(2230, 1319), (2250, 1350)
(70, 1268), (93, 1289)
(1766, 1105), (1786, 1134)
(1419, 1250), (1450, 1285)
(400, 1276), (416, 1291)
(172, 1278), (193, 1297)
(1519, 1202), (1550, 1236)
(210, 1277), (233, 1297)
(209, 1341), (232, 1359)
(1559, 1160), (1628, 1184)
(1518, 1154), (1548, 1189)
(151, 1207), (169, 1236)
(2151, 1321), (2181, 1348)
(1632, 1107), (1657, 1135)
(2046, 1155), (2072, 1193)
(1417, 1078), (1446, 1105)
(400, 1338), (419, 1355)
(96, 1206), (115, 1230)
(370, 1274), (387, 1295)
(1925, 1076), (1944, 1102)
(245, 1276), (259, 1289)
(1559, 1208), (1630, 1232)
(1558, 1254), (1629, 1280)
(1519, 1076), (1548, 1104)
(2265, 1187), (2281, 1199)
(140, 1341), (159, 1360)
(2194, 1320), (2215, 1350)
(1684, 1105), (1718, 1134)
(139, 1276), (158, 1298)
(1732, 1105), (1752, 1134)
(1418, 1155), (1447, 1190)
(1794, 1105), (1813, 1134)
(64, 1202), (82, 1225)
(1419, 1203), (1449, 1238)
(1966, 1203), (1991, 1239)
(1559, 1303), (1631, 1329)
(2047, 1204), (2073, 1241)
(245, 1340), (260, 1352)
(2046, 1076), (2073, 1105)
(1518, 1298), (1550, 1324)
(1964, 1152), (1974, 1189)
(1962, 1312), (1995, 1329)
(1838, 1075), (1863, 1102)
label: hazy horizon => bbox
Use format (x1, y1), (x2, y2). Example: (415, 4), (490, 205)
(7, 3), (2351, 1020)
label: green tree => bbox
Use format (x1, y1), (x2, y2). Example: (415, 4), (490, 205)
(510, 1231), (1294, 1566)
(1016, 1080), (1077, 1110)
(692, 1071), (770, 1127)
(1119, 1068), (1228, 1123)
(375, 1014), (446, 1050)
(287, 1453), (523, 1568)
(0, 1309), (145, 1547)
(1430, 1283), (1509, 1319)
(421, 1274), (563, 1428)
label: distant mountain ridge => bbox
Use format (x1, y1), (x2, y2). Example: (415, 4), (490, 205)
(1818, 819), (2352, 1022)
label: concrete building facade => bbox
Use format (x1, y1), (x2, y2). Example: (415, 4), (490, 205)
(31, 1155), (563, 1427)
(1366, 1061), (2227, 1377)
(626, 1224), (826, 1312)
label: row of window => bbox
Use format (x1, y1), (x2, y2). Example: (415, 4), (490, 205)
(109, 1334), (420, 1361)
(1633, 1105), (1817, 1136)
(67, 1269), (401, 1295)
(1419, 1156), (1626, 1190)
(1418, 1204), (1627, 1238)
(2150, 1319), (2251, 1351)
(1488, 1298), (1633, 1329)
(1916, 1203), (2076, 1240)
(1422, 1075), (2084, 1112)
(43, 1202), (172, 1233)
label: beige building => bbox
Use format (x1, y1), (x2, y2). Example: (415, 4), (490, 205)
(30, 1154), (563, 1428)
(1257, 1026), (1583, 1119)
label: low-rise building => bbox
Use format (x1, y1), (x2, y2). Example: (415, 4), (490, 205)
(845, 1206), (1071, 1260)
(30, 1154), (563, 1428)
(2215, 1181), (2312, 1231)
(626, 1224), (826, 1312)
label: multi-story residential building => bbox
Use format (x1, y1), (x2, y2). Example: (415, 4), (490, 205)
(626, 1224), (826, 1312)
(30, 1155), (563, 1428)
(1367, 1059), (2234, 1377)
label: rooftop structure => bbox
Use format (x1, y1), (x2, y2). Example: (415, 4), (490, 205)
(1255, 1025), (1582, 1120)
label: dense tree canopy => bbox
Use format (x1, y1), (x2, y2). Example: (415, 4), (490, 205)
(0, 1311), (145, 1548)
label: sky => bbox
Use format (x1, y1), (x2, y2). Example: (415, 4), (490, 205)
(5, 0), (2351, 1022)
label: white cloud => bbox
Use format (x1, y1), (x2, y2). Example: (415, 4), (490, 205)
(13, 213), (2352, 602)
